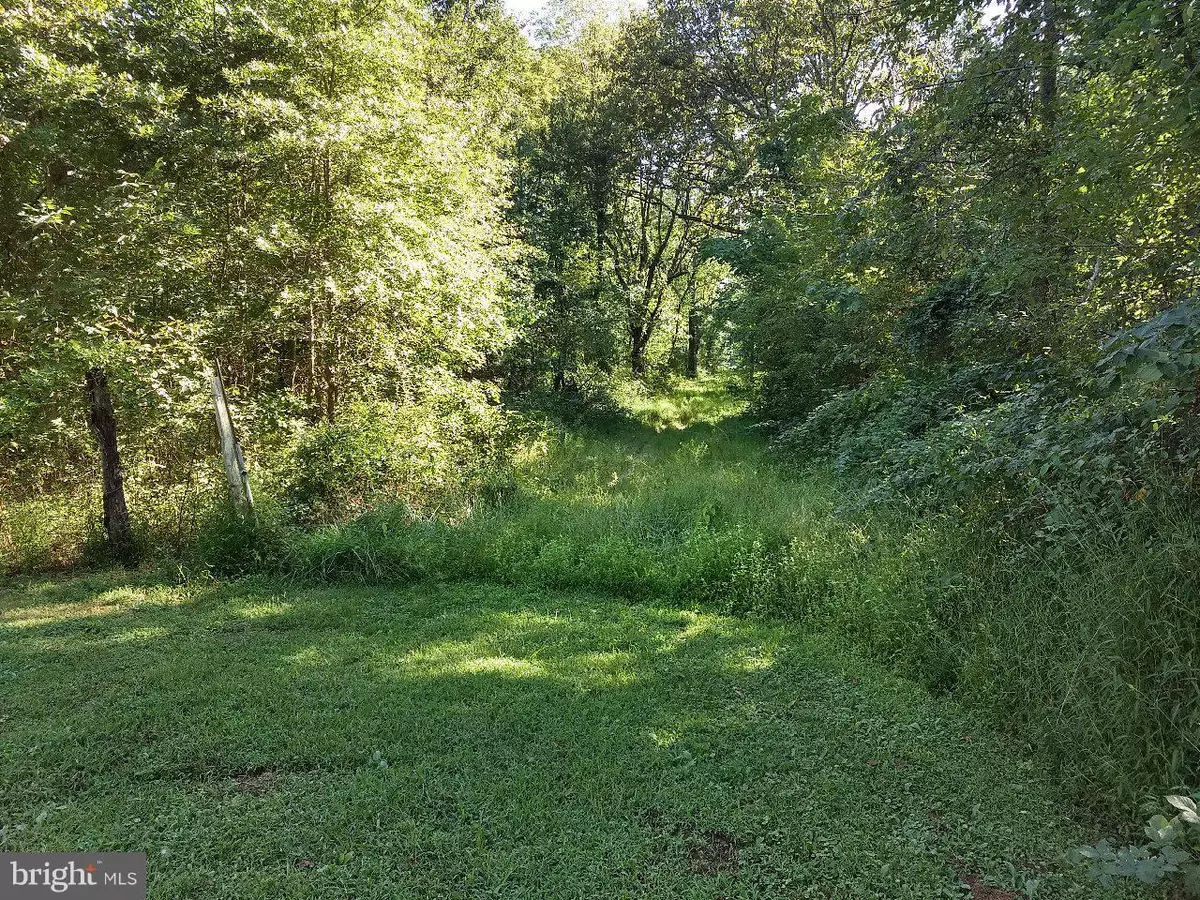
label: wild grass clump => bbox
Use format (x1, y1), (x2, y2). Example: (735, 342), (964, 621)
(0, 478), (215, 573)
(275, 380), (887, 614)
(950, 497), (1200, 811)
(0, 494), (99, 571)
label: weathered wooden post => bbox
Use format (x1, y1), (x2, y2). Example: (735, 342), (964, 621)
(85, 367), (136, 561)
(210, 364), (254, 519)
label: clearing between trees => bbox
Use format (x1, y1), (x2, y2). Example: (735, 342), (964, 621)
(0, 389), (1165, 899)
(4, 0), (1199, 892)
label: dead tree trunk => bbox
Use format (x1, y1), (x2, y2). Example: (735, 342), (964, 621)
(210, 367), (254, 518)
(86, 367), (135, 561)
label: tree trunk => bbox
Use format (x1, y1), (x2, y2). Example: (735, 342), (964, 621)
(1037, 0), (1059, 134)
(85, 367), (135, 562)
(686, 310), (701, 378)
(630, 331), (647, 376)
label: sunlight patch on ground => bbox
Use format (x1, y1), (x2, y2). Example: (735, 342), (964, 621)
(104, 625), (171, 645)
(648, 727), (681, 748)
(0, 588), (155, 627)
(723, 646), (777, 672)
(284, 646), (329, 669)
(386, 637), (639, 686)
(455, 655), (545, 676)
(389, 639), (547, 680)
(231, 600), (293, 620)
(655, 613), (719, 653)
(3, 602), (193, 630)
(570, 650), (638, 687)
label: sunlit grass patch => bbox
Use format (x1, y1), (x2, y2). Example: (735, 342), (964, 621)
(615, 376), (751, 431)
(0, 574), (1157, 899)
(280, 381), (854, 613)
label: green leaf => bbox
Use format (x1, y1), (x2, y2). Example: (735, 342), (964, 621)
(1166, 795), (1200, 824)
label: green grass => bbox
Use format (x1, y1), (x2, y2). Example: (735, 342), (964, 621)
(276, 380), (964, 690)
(216, 378), (1196, 816)
(3, 379), (1192, 896)
(0, 571), (1160, 898)
(281, 381), (906, 617)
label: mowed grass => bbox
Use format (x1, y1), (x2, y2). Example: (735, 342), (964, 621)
(0, 572), (1160, 899)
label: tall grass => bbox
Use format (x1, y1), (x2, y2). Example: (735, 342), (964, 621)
(11, 377), (1195, 817)
(260, 378), (1199, 818)
(279, 380), (938, 637)
(0, 493), (101, 570)
(951, 502), (1200, 810)
(0, 474), (220, 571)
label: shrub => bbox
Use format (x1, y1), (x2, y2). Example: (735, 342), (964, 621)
(284, 385), (510, 524)
(188, 500), (290, 577)
(764, 303), (1200, 815)
(0, 495), (100, 572)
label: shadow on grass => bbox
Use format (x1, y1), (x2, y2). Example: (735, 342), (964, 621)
(0, 572), (1133, 899)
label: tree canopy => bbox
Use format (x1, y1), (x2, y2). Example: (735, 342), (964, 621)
(2, 0), (1197, 531)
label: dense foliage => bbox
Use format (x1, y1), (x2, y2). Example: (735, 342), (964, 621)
(2, 0), (1198, 855)
(1, 0), (532, 561)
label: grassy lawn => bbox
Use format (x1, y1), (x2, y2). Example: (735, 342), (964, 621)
(0, 571), (1157, 898)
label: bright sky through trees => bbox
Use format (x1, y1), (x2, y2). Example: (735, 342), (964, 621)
(504, 0), (645, 19)
(503, 0), (549, 13)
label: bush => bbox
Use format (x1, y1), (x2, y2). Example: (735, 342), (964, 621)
(764, 303), (1200, 815)
(0, 495), (100, 572)
(284, 385), (510, 524)
(188, 500), (290, 577)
